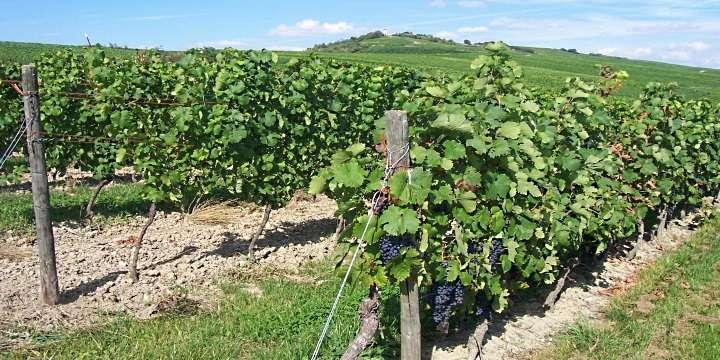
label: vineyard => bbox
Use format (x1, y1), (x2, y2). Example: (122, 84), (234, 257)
(1, 42), (720, 358)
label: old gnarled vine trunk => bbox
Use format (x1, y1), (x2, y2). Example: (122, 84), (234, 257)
(341, 285), (380, 360)
(129, 203), (157, 282)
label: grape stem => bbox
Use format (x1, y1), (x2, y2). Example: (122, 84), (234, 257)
(627, 219), (645, 260)
(128, 202), (157, 283)
(248, 204), (272, 262)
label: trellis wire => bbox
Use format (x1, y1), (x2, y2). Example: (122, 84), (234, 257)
(310, 143), (409, 360)
(0, 116), (27, 171)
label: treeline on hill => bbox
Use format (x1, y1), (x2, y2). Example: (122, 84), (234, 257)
(312, 31), (459, 52)
(1, 43), (720, 341)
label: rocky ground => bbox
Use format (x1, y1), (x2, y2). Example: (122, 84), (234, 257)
(0, 194), (338, 349)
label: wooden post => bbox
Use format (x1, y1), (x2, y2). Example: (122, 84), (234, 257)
(23, 64), (60, 305)
(385, 110), (421, 360)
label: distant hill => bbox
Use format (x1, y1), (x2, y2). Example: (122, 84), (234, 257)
(291, 32), (720, 99)
(1, 37), (718, 100)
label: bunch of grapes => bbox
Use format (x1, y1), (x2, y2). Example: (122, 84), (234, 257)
(430, 281), (464, 329)
(475, 293), (493, 320)
(371, 189), (390, 215)
(378, 234), (414, 263)
(488, 238), (504, 272)
(468, 242), (482, 265)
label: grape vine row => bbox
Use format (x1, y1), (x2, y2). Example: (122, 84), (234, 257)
(312, 42), (720, 326)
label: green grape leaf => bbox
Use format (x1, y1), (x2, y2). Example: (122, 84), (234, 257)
(380, 206), (419, 235)
(443, 140), (466, 160)
(333, 160), (367, 188)
(308, 174), (327, 194)
(389, 168), (432, 205)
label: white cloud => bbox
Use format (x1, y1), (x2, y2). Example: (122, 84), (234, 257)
(687, 41), (711, 51)
(667, 41), (712, 53)
(265, 45), (306, 51)
(593, 42), (720, 67)
(665, 50), (691, 61)
(429, 0), (448, 7)
(634, 47), (653, 56)
(434, 31), (458, 40)
(457, 26), (488, 33)
(457, 1), (485, 8)
(270, 19), (354, 37)
(597, 47), (619, 56)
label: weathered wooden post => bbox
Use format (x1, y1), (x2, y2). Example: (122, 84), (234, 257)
(385, 110), (421, 360)
(22, 64), (60, 305)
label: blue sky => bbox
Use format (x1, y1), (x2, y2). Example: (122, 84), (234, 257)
(1, 0), (719, 68)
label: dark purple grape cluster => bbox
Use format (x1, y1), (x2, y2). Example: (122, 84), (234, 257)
(430, 281), (464, 328)
(475, 293), (492, 320)
(468, 242), (482, 265)
(488, 238), (504, 271)
(371, 189), (390, 215)
(378, 234), (414, 263)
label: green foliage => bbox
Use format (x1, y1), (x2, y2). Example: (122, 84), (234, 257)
(2, 41), (720, 338)
(313, 43), (720, 325)
(0, 48), (425, 210)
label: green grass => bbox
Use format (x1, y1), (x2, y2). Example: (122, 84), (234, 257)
(280, 36), (720, 100)
(0, 182), (150, 235)
(2, 262), (402, 359)
(535, 216), (720, 360)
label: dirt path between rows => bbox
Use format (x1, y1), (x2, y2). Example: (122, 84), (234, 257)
(0, 194), (338, 350)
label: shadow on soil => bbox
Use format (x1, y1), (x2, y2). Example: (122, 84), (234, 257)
(56, 216), (336, 304)
(202, 217), (337, 259)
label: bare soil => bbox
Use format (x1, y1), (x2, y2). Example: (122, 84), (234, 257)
(0, 194), (338, 349)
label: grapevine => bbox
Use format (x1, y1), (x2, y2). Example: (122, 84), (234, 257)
(311, 42), (720, 330)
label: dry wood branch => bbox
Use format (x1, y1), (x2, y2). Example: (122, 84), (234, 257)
(333, 216), (347, 243)
(341, 285), (380, 360)
(84, 177), (111, 222)
(466, 319), (489, 360)
(627, 220), (645, 260)
(655, 204), (668, 240)
(248, 204), (272, 261)
(129, 203), (156, 282)
(543, 259), (578, 310)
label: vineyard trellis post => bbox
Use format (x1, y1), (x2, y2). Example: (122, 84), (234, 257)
(386, 110), (421, 360)
(22, 64), (60, 305)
